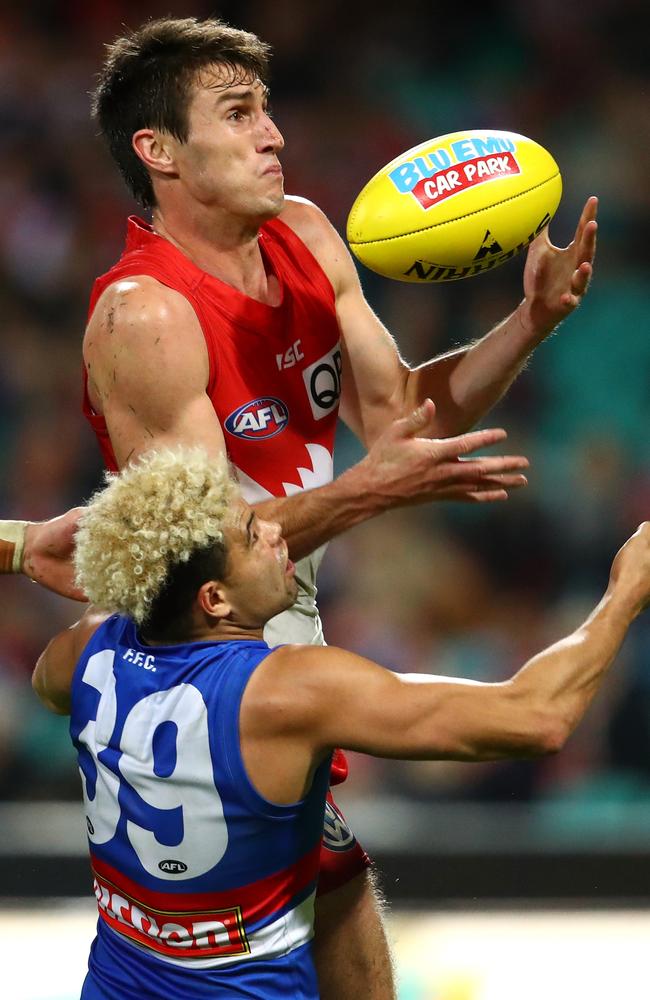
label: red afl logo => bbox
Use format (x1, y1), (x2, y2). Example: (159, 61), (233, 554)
(225, 397), (290, 440)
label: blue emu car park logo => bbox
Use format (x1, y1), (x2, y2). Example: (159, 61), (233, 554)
(225, 397), (289, 440)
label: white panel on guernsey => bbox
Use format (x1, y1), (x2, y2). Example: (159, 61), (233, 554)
(233, 457), (330, 648)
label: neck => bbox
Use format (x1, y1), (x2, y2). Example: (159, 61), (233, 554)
(152, 201), (279, 303)
(141, 617), (265, 647)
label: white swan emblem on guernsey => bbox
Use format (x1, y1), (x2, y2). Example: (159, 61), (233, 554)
(233, 444), (334, 503)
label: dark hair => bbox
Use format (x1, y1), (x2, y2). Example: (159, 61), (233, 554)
(141, 538), (229, 641)
(91, 16), (271, 208)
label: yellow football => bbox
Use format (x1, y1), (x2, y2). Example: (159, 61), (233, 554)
(347, 129), (562, 283)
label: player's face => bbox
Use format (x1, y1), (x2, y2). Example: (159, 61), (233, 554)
(172, 65), (285, 221)
(221, 505), (297, 628)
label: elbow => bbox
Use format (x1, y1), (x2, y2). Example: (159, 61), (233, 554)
(502, 682), (574, 758)
(524, 710), (572, 757)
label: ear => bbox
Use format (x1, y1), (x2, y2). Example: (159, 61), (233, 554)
(132, 129), (179, 179)
(197, 580), (232, 621)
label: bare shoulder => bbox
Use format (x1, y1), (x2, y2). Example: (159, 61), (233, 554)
(278, 196), (356, 295)
(33, 610), (110, 716)
(279, 196), (333, 244)
(85, 275), (204, 352)
(245, 642), (372, 710)
(255, 642), (334, 685)
(242, 643), (340, 733)
(83, 274), (209, 397)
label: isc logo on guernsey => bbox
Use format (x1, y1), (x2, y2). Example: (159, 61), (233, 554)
(225, 397), (289, 440)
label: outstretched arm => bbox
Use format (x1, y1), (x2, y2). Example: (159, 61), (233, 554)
(83, 276), (529, 561)
(244, 522), (650, 780)
(282, 196), (598, 442)
(254, 401), (528, 557)
(402, 197), (599, 434)
(6, 405), (526, 596)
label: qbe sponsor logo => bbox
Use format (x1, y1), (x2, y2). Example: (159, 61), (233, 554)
(225, 397), (289, 440)
(302, 342), (342, 421)
(323, 800), (356, 852)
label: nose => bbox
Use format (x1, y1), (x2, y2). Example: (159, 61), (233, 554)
(264, 519), (283, 546)
(258, 112), (284, 153)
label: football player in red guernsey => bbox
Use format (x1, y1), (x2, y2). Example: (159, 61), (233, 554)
(3, 16), (597, 1000)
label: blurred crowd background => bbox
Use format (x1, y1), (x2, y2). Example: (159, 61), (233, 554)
(1, 0), (649, 845)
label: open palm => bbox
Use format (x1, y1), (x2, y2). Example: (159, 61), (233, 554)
(521, 196), (598, 338)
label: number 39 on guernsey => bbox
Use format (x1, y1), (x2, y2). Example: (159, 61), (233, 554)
(77, 649), (228, 880)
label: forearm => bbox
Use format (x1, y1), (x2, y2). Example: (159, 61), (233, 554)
(0, 509), (86, 600)
(255, 408), (531, 558)
(404, 303), (538, 435)
(254, 463), (388, 561)
(509, 585), (638, 751)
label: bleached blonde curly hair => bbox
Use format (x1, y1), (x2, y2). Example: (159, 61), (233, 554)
(74, 447), (240, 624)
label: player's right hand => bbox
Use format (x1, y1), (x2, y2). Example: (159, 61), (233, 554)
(608, 522), (650, 616)
(361, 398), (529, 505)
(23, 508), (86, 601)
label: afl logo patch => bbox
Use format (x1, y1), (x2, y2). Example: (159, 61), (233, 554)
(225, 397), (289, 440)
(158, 859), (188, 874)
(323, 800), (356, 852)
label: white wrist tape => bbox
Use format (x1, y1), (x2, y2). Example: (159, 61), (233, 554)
(0, 520), (28, 573)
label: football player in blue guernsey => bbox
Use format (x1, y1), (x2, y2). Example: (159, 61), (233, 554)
(33, 448), (650, 1000)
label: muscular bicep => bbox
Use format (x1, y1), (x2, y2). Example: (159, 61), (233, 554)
(260, 646), (543, 763)
(84, 277), (227, 467)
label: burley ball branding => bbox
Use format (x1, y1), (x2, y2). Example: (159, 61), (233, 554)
(388, 134), (520, 210)
(404, 211), (553, 283)
(346, 129), (562, 283)
(225, 397), (289, 440)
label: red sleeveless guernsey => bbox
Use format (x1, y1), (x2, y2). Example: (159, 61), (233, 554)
(83, 216), (340, 647)
(84, 215), (340, 500)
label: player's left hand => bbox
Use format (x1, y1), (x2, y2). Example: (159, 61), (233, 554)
(518, 196), (598, 340)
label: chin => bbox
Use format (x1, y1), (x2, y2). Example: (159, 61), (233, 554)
(264, 588), (296, 623)
(264, 196), (285, 221)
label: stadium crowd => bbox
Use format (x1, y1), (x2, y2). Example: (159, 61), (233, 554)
(1, 0), (649, 839)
